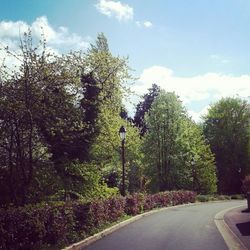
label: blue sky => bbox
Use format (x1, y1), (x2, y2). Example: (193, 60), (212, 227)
(0, 0), (249, 121)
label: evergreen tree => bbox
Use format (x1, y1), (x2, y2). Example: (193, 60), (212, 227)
(134, 84), (160, 136)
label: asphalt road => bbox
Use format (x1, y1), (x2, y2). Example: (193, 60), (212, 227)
(85, 200), (245, 250)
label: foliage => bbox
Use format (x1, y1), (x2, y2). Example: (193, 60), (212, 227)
(0, 190), (196, 249)
(134, 84), (161, 136)
(176, 119), (217, 194)
(196, 194), (243, 202)
(230, 194), (245, 199)
(91, 108), (144, 194)
(0, 202), (76, 250)
(48, 161), (119, 203)
(143, 90), (186, 191)
(0, 31), (132, 206)
(143, 90), (217, 193)
(242, 175), (250, 193)
(203, 97), (250, 194)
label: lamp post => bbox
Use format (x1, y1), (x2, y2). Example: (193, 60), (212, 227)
(119, 126), (126, 196)
(191, 157), (195, 191)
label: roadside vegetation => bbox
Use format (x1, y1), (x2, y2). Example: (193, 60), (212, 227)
(0, 31), (249, 249)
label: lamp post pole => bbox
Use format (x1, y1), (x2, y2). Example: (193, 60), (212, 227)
(121, 138), (125, 196)
(119, 126), (126, 196)
(191, 157), (195, 191)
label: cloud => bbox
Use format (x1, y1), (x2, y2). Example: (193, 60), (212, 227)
(187, 106), (210, 123)
(136, 20), (153, 28)
(0, 16), (89, 53)
(0, 16), (90, 71)
(132, 65), (250, 122)
(95, 0), (133, 21)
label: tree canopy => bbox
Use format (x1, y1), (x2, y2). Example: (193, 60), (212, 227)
(143, 90), (217, 193)
(1, 30), (246, 208)
(203, 97), (250, 194)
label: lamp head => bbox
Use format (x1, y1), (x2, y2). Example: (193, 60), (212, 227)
(119, 126), (126, 140)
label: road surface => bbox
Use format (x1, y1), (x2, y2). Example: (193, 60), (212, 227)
(85, 200), (245, 250)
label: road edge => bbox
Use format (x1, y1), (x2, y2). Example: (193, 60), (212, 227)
(214, 205), (247, 250)
(63, 202), (198, 250)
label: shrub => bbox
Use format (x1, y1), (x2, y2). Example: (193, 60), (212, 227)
(231, 194), (244, 200)
(196, 195), (210, 202)
(0, 190), (196, 249)
(105, 196), (125, 222)
(125, 193), (145, 215)
(143, 194), (155, 211)
(0, 203), (76, 250)
(151, 192), (171, 207)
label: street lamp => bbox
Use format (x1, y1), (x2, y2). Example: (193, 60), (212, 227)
(191, 157), (195, 191)
(119, 126), (126, 196)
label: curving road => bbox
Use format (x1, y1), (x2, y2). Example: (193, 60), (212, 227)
(85, 200), (246, 250)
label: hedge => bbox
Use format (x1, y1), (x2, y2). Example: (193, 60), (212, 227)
(0, 190), (196, 250)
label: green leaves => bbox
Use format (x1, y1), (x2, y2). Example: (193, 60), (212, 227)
(203, 97), (250, 194)
(143, 90), (217, 193)
(0, 32), (133, 206)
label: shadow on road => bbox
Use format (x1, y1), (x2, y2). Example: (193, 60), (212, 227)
(236, 221), (250, 236)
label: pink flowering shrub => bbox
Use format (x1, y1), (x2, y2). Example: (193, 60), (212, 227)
(0, 190), (196, 249)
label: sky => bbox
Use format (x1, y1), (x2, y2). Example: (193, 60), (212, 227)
(0, 0), (250, 121)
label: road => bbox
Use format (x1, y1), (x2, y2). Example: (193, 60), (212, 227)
(85, 200), (245, 250)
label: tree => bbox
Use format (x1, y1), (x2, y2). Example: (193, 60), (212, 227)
(203, 97), (250, 194)
(0, 31), (132, 205)
(0, 31), (87, 205)
(90, 107), (144, 194)
(134, 84), (160, 136)
(143, 91), (186, 191)
(143, 90), (217, 193)
(176, 119), (217, 194)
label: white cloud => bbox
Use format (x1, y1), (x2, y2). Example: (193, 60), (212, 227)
(0, 16), (89, 53)
(136, 20), (153, 28)
(0, 16), (90, 76)
(0, 16), (90, 71)
(95, 0), (133, 21)
(143, 21), (153, 28)
(132, 65), (250, 122)
(187, 106), (210, 123)
(0, 21), (29, 38)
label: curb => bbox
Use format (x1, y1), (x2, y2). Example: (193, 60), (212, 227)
(214, 205), (247, 250)
(63, 202), (198, 250)
(63, 200), (246, 250)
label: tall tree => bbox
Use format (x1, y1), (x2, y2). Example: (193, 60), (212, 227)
(134, 84), (160, 136)
(0, 31), (132, 205)
(176, 119), (217, 194)
(143, 90), (185, 191)
(87, 33), (143, 193)
(143, 90), (217, 193)
(203, 97), (250, 194)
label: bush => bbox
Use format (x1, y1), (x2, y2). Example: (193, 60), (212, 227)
(196, 195), (211, 202)
(0, 202), (76, 250)
(0, 190), (196, 249)
(231, 194), (244, 200)
(125, 193), (145, 215)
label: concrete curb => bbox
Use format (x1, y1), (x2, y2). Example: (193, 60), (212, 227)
(63, 202), (198, 250)
(214, 205), (247, 250)
(63, 200), (246, 250)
